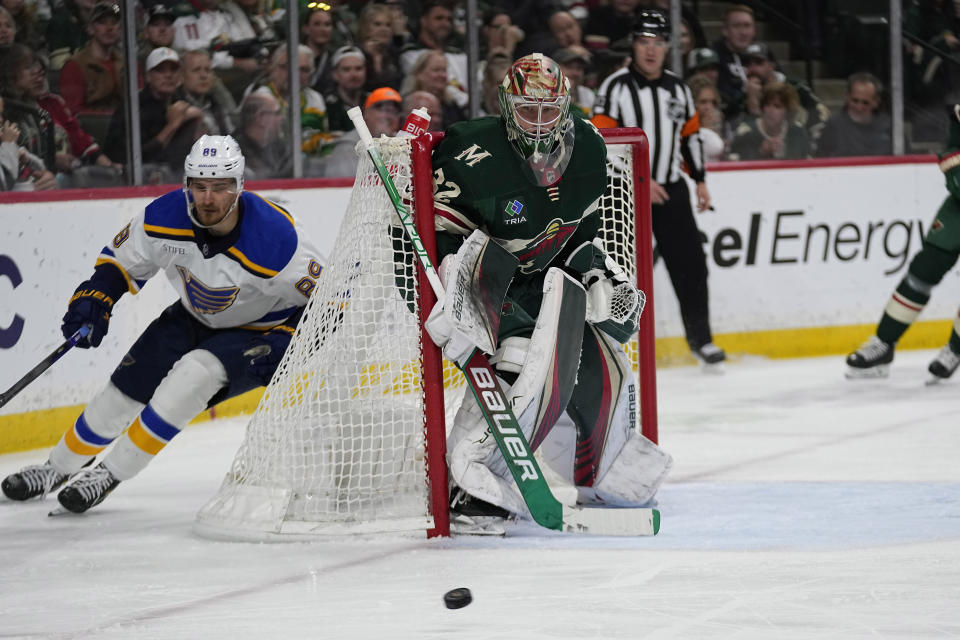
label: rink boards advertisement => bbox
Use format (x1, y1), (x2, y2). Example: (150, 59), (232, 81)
(2, 159), (959, 428)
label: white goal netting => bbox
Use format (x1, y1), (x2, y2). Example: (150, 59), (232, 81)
(195, 132), (645, 541)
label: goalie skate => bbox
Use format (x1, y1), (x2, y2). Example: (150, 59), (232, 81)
(845, 336), (893, 379)
(449, 488), (510, 536)
(926, 345), (960, 385)
(2, 461), (68, 501)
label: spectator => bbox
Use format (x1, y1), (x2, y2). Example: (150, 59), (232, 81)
(816, 72), (891, 158)
(738, 42), (829, 146)
(584, 0), (641, 49)
(103, 47), (206, 180)
(138, 5), (176, 71)
(401, 49), (465, 126)
(478, 49), (511, 116)
(322, 86), (400, 177)
(0, 5), (15, 50)
(233, 92), (291, 179)
(323, 45), (367, 133)
(398, 1), (468, 110)
(181, 48), (238, 136)
(688, 75), (726, 161)
(357, 2), (404, 91)
(46, 0), (97, 71)
(302, 3), (336, 95)
(2, 0), (44, 52)
(172, 0), (266, 77)
(729, 81), (810, 161)
(554, 46), (595, 118)
(0, 94), (53, 190)
(402, 89), (442, 131)
(58, 1), (125, 116)
(686, 46), (720, 84)
(251, 43), (330, 154)
(711, 4), (767, 122)
(480, 9), (523, 61)
(548, 11), (582, 51)
(34, 55), (123, 185)
(0, 45), (58, 190)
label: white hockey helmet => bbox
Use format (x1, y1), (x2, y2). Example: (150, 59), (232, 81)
(183, 135), (245, 228)
(183, 134), (245, 192)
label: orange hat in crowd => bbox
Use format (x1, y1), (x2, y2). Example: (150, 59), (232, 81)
(365, 87), (403, 110)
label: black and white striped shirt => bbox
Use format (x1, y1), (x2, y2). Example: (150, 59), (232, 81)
(593, 67), (706, 185)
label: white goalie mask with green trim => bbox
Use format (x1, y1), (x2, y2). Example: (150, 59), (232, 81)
(499, 53), (575, 187)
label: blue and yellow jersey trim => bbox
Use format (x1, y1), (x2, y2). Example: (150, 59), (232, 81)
(226, 192), (298, 279)
(143, 190), (195, 241)
(94, 249), (146, 294)
(141, 189), (299, 279)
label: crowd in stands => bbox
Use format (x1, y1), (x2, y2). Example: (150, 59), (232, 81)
(0, 0), (924, 190)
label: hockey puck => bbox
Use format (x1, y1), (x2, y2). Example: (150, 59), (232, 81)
(443, 587), (472, 609)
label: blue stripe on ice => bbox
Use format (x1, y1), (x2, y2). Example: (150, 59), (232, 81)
(653, 482), (960, 550)
(486, 482), (960, 550)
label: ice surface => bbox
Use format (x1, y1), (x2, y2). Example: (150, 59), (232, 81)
(1, 349), (958, 639)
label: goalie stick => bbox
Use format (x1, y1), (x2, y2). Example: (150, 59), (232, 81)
(347, 107), (659, 536)
(0, 325), (91, 410)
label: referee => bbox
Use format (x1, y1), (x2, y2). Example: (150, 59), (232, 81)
(592, 8), (726, 367)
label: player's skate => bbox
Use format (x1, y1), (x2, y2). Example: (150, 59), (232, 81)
(449, 487), (510, 536)
(692, 342), (726, 372)
(926, 345), (960, 384)
(845, 336), (894, 378)
(56, 464), (120, 514)
(2, 461), (68, 501)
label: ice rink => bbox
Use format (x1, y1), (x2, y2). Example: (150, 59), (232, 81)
(1, 349), (958, 639)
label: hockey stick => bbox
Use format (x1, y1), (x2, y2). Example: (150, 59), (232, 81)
(0, 325), (91, 409)
(348, 107), (659, 536)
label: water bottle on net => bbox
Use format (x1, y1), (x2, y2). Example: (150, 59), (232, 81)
(398, 107), (431, 139)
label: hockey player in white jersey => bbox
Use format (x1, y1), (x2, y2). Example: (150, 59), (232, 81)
(2, 135), (324, 514)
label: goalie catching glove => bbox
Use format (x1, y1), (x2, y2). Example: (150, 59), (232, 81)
(565, 238), (644, 343)
(425, 230), (518, 367)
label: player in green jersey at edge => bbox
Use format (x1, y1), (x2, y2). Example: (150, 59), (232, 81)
(846, 105), (960, 383)
(424, 53), (672, 528)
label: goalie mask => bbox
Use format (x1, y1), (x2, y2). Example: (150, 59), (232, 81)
(499, 53), (575, 187)
(182, 134), (246, 228)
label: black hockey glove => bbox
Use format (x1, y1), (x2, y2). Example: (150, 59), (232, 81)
(61, 284), (116, 348)
(244, 328), (293, 386)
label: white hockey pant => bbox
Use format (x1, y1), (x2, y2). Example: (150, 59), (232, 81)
(50, 350), (228, 481)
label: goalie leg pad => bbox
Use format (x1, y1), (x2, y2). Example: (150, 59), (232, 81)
(447, 268), (587, 516)
(565, 326), (632, 487)
(508, 267), (586, 451)
(49, 382), (145, 474)
(580, 430), (673, 507)
(102, 349), (228, 481)
(447, 392), (531, 517)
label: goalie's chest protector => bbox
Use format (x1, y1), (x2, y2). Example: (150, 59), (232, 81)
(434, 117), (607, 274)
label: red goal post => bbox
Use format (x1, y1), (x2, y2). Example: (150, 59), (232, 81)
(411, 127), (656, 537)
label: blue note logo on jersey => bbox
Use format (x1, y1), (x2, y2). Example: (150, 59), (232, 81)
(176, 266), (240, 314)
(503, 199), (527, 225)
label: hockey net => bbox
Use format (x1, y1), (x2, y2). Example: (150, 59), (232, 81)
(195, 128), (654, 541)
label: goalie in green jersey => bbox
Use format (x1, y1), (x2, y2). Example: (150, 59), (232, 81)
(424, 53), (672, 525)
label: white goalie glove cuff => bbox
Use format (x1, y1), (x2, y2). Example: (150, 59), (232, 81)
(425, 294), (477, 366)
(424, 251), (479, 367)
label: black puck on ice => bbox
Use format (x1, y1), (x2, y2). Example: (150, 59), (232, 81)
(443, 587), (472, 609)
